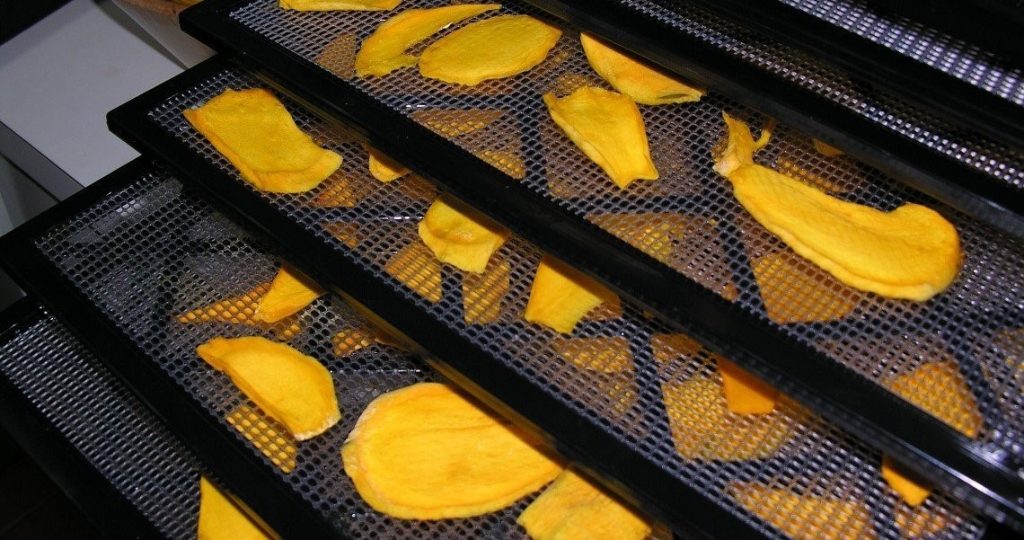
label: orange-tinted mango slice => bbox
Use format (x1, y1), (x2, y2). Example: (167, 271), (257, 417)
(365, 146), (409, 182)
(332, 325), (406, 357)
(177, 282), (302, 341)
(881, 456), (931, 507)
(463, 258), (510, 324)
(197, 336), (340, 441)
(184, 89), (342, 193)
(355, 4), (499, 77)
(475, 148), (526, 179)
(752, 250), (859, 324)
(580, 33), (703, 105)
(227, 404), (298, 474)
(589, 212), (686, 263)
(813, 139), (844, 157)
(886, 361), (982, 438)
(554, 336), (631, 373)
(341, 382), (562, 519)
(198, 477), (270, 540)
(419, 15), (562, 85)
(717, 358), (779, 415)
(281, 0), (400, 12)
(254, 266), (323, 323)
(544, 87), (658, 189)
(524, 257), (618, 334)
(410, 108), (504, 137)
(385, 242), (443, 303)
(418, 196), (509, 273)
(894, 503), (951, 538)
(518, 468), (650, 540)
(730, 483), (876, 540)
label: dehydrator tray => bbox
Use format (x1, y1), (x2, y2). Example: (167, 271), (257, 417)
(108, 48), (1024, 529)
(0, 298), (199, 539)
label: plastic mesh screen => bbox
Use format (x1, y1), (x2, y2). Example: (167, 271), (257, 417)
(127, 65), (989, 538)
(222, 0), (1024, 460)
(0, 307), (198, 539)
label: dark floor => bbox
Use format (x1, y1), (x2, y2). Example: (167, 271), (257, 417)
(0, 427), (100, 540)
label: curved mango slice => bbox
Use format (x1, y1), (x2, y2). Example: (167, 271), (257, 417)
(543, 87), (658, 189)
(281, 0), (400, 12)
(715, 113), (960, 301)
(813, 139), (844, 157)
(385, 242), (442, 303)
(463, 258), (510, 324)
(418, 196), (510, 273)
(198, 477), (270, 540)
(580, 33), (703, 105)
(717, 358), (779, 415)
(881, 456), (931, 507)
(365, 146), (409, 182)
(341, 382), (562, 519)
(752, 251), (860, 324)
(419, 15), (562, 85)
(197, 336), (340, 441)
(411, 108), (503, 138)
(254, 266), (324, 323)
(518, 468), (651, 540)
(730, 483), (876, 540)
(524, 257), (618, 334)
(332, 325), (406, 357)
(885, 361), (982, 438)
(355, 4), (499, 77)
(177, 282), (302, 341)
(184, 89), (342, 193)
(588, 212), (686, 264)
(227, 404), (298, 474)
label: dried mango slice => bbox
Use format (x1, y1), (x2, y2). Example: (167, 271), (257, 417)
(177, 282), (302, 341)
(715, 113), (960, 301)
(662, 377), (793, 460)
(881, 457), (931, 507)
(418, 196), (510, 273)
(730, 483), (876, 540)
(475, 148), (526, 179)
(580, 33), (703, 105)
(894, 503), (950, 538)
(518, 468), (650, 540)
(813, 139), (844, 157)
(589, 213), (687, 263)
(419, 15), (562, 85)
(184, 89), (342, 193)
(752, 251), (860, 324)
(316, 33), (357, 79)
(332, 326), (406, 356)
(323, 222), (361, 248)
(197, 336), (340, 441)
(198, 477), (270, 540)
(227, 404), (298, 474)
(524, 256), (618, 334)
(385, 241), (443, 303)
(776, 156), (848, 193)
(463, 258), (510, 324)
(717, 358), (779, 415)
(281, 0), (400, 12)
(364, 145), (409, 182)
(355, 4), (500, 77)
(543, 87), (658, 189)
(312, 175), (363, 208)
(554, 337), (631, 373)
(254, 266), (324, 323)
(650, 333), (704, 363)
(885, 362), (982, 438)
(341, 382), (562, 519)
(411, 108), (503, 138)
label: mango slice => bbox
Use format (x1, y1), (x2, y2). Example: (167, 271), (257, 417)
(752, 250), (860, 324)
(715, 113), (960, 301)
(775, 155), (851, 193)
(177, 282), (302, 341)
(316, 32), (357, 79)
(254, 266), (324, 324)
(281, 0), (400, 12)
(881, 456), (931, 507)
(543, 87), (658, 189)
(813, 139), (844, 157)
(524, 257), (618, 334)
(411, 108), (504, 138)
(365, 146), (409, 182)
(184, 89), (342, 193)
(885, 361), (982, 438)
(197, 336), (340, 441)
(463, 258), (510, 324)
(589, 212), (687, 263)
(227, 404), (298, 474)
(385, 242), (443, 303)
(323, 221), (361, 248)
(418, 196), (510, 273)
(730, 483), (876, 540)
(198, 477), (270, 540)
(580, 33), (703, 105)
(341, 382), (562, 519)
(475, 148), (527, 179)
(554, 336), (632, 373)
(717, 358), (779, 415)
(894, 503), (951, 538)
(332, 325), (406, 356)
(355, 4), (499, 77)
(419, 15), (562, 85)
(518, 468), (650, 540)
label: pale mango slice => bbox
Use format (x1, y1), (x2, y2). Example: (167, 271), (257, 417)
(715, 113), (960, 301)
(254, 266), (324, 323)
(885, 362), (982, 438)
(198, 477), (270, 540)
(588, 212), (687, 263)
(410, 108), (503, 138)
(752, 250), (860, 324)
(365, 146), (410, 182)
(717, 358), (779, 415)
(184, 89), (342, 193)
(419, 15), (562, 85)
(580, 33), (703, 105)
(881, 456), (931, 507)
(463, 258), (510, 324)
(197, 336), (340, 440)
(418, 196), (510, 273)
(813, 139), (844, 157)
(355, 4), (499, 77)
(385, 242), (443, 303)
(341, 382), (563, 519)
(730, 483), (876, 540)
(177, 282), (302, 341)
(518, 468), (650, 540)
(543, 87), (658, 189)
(524, 256), (618, 334)
(227, 404), (298, 474)
(281, 0), (400, 12)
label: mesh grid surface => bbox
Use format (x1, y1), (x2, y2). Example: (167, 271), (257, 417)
(0, 307), (198, 539)
(222, 0), (1024, 461)
(127, 64), (989, 537)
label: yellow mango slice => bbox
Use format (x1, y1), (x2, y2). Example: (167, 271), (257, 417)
(813, 139), (844, 157)
(580, 33), (703, 105)
(518, 468), (650, 540)
(177, 282), (302, 341)
(365, 146), (409, 182)
(198, 477), (270, 540)
(543, 87), (658, 189)
(312, 175), (363, 208)
(885, 362), (982, 438)
(418, 196), (510, 273)
(355, 4), (499, 77)
(385, 242), (443, 303)
(715, 113), (960, 301)
(717, 358), (779, 415)
(463, 258), (510, 324)
(589, 212), (687, 263)
(254, 266), (324, 323)
(227, 404), (298, 474)
(881, 456), (931, 507)
(894, 503), (950, 539)
(332, 326), (406, 356)
(184, 89), (342, 193)
(322, 221), (361, 248)
(650, 333), (704, 363)
(411, 108), (504, 138)
(776, 155), (849, 193)
(662, 377), (793, 460)
(475, 148), (526, 179)
(281, 0), (400, 12)
(730, 483), (876, 540)
(197, 337), (340, 441)
(752, 251), (860, 324)
(554, 336), (632, 373)
(341, 382), (562, 519)
(420, 15), (562, 85)
(524, 256), (618, 334)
